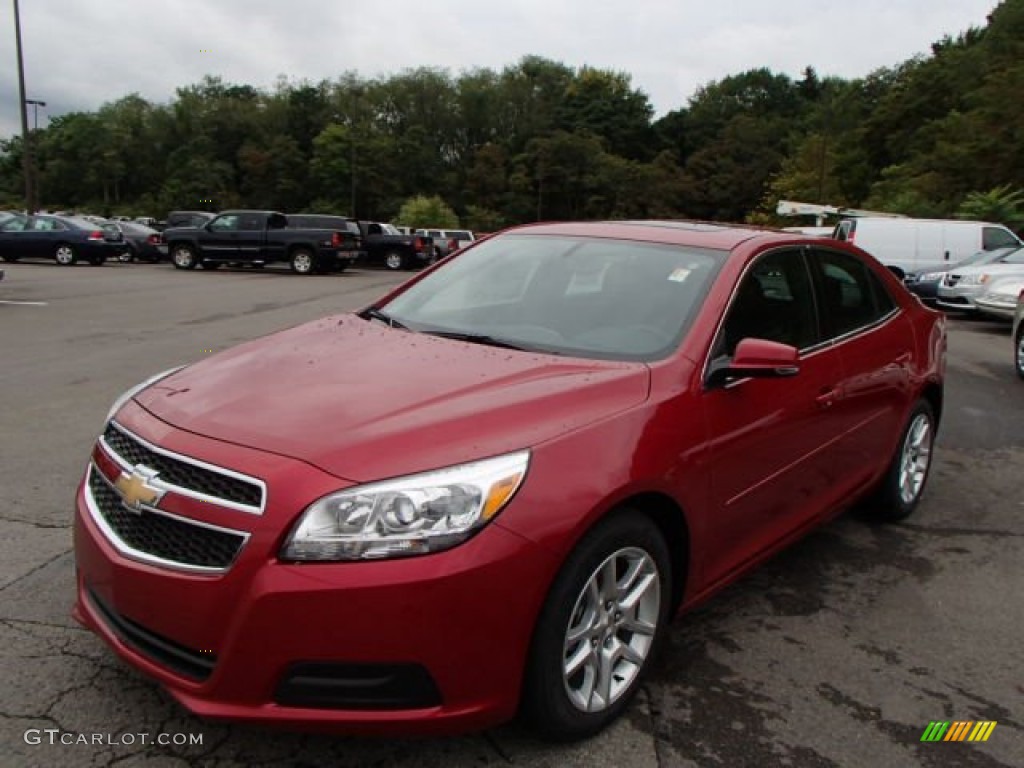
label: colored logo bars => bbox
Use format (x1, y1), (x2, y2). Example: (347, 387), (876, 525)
(920, 721), (997, 742)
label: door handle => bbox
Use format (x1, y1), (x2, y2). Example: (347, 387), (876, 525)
(815, 387), (840, 409)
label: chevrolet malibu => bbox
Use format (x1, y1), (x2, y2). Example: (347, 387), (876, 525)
(73, 221), (946, 740)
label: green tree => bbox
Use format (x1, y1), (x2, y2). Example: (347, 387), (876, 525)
(396, 195), (459, 228)
(956, 185), (1024, 225)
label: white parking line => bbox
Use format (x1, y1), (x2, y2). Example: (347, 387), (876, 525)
(0, 300), (49, 306)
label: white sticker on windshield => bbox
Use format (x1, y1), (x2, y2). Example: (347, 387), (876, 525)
(668, 268), (691, 283)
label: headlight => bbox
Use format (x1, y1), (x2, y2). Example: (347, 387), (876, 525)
(959, 274), (987, 285)
(105, 366), (186, 422)
(281, 451), (530, 562)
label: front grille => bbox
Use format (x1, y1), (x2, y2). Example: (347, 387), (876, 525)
(88, 468), (246, 570)
(87, 587), (216, 682)
(103, 423), (263, 509)
(945, 275), (961, 287)
(274, 662), (442, 710)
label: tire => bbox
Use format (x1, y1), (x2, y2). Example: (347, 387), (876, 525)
(54, 244), (77, 266)
(522, 511), (672, 741)
(865, 399), (936, 521)
(290, 248), (318, 275)
(200, 260), (221, 270)
(171, 244), (197, 270)
(1015, 325), (1024, 381)
(384, 251), (407, 271)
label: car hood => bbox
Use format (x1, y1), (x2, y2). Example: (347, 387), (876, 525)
(134, 315), (650, 482)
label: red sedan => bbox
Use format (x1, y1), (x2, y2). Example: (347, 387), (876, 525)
(73, 221), (945, 739)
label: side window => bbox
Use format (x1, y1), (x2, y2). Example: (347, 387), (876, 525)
(238, 213), (263, 230)
(209, 215), (239, 232)
(720, 249), (818, 356)
(811, 249), (894, 338)
(2, 217), (29, 232)
(983, 227), (1021, 251)
(31, 218), (61, 232)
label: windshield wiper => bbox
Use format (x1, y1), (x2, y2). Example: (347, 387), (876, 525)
(361, 307), (409, 330)
(422, 330), (533, 351)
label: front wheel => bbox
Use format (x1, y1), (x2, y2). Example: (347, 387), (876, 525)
(865, 399), (936, 521)
(54, 244), (77, 266)
(522, 511), (671, 741)
(290, 248), (316, 275)
(383, 251), (407, 271)
(171, 244), (197, 270)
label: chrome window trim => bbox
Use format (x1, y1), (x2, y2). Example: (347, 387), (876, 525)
(700, 245), (904, 389)
(101, 421), (267, 515)
(84, 465), (250, 575)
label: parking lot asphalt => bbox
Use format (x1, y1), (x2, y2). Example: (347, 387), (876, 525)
(1, 262), (1021, 768)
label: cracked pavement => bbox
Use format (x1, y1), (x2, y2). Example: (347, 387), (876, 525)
(1, 263), (1022, 767)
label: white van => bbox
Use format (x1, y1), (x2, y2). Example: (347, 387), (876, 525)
(831, 217), (1022, 277)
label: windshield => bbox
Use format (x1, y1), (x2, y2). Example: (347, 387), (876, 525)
(381, 223), (401, 235)
(379, 233), (723, 361)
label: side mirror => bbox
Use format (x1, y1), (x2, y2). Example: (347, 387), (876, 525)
(706, 338), (801, 388)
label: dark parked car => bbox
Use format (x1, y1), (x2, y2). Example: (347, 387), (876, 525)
(114, 222), (165, 263)
(0, 214), (124, 265)
(164, 210), (359, 274)
(74, 221), (945, 740)
(357, 221), (434, 270)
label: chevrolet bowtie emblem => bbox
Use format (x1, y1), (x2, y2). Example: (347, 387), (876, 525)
(114, 465), (164, 513)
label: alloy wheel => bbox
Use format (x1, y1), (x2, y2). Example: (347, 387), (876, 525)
(898, 413), (932, 506)
(562, 547), (660, 713)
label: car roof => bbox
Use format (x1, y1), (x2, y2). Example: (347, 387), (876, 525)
(503, 220), (795, 251)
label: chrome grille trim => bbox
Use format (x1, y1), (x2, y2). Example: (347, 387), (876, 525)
(84, 464), (250, 575)
(101, 421), (266, 515)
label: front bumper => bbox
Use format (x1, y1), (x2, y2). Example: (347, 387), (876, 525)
(936, 284), (981, 311)
(72, 408), (554, 735)
(974, 296), (1019, 321)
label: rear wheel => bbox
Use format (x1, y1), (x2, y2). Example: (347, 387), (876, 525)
(54, 244), (77, 266)
(290, 248), (316, 275)
(171, 244), (197, 270)
(865, 400), (936, 521)
(384, 251), (407, 271)
(522, 511), (672, 740)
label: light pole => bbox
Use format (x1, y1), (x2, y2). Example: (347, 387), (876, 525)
(25, 99), (45, 212)
(12, 0), (35, 213)
(25, 98), (45, 131)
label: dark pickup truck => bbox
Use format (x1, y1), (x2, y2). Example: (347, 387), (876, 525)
(357, 221), (434, 270)
(163, 210), (360, 274)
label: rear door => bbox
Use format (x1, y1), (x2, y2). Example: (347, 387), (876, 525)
(807, 247), (913, 498)
(235, 212), (269, 263)
(700, 247), (846, 586)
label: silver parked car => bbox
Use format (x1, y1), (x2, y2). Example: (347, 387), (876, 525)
(975, 275), (1024, 322)
(937, 247), (1024, 312)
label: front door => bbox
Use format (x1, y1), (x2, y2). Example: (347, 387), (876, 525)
(699, 248), (846, 587)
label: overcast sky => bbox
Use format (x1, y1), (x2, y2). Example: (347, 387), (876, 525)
(0, 0), (1000, 141)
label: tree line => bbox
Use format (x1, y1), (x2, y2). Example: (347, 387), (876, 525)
(1, 0), (1021, 230)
